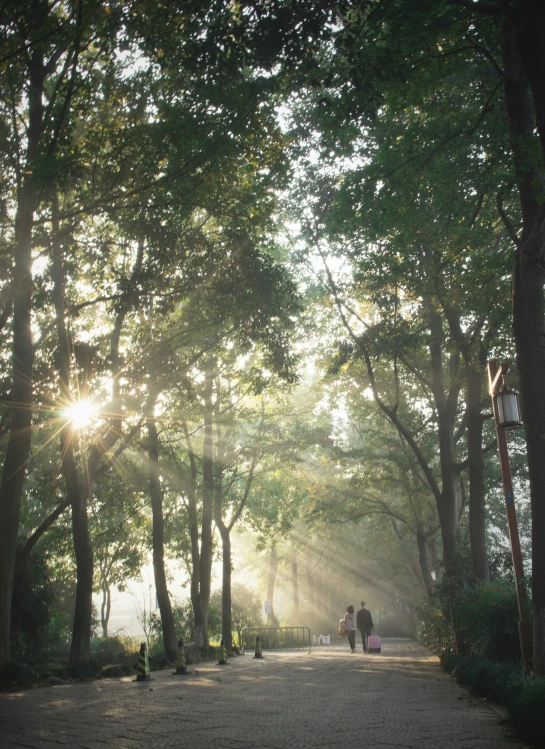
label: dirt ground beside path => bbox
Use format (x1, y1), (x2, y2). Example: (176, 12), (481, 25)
(0, 639), (526, 749)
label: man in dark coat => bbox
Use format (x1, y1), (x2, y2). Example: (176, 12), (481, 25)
(356, 601), (374, 652)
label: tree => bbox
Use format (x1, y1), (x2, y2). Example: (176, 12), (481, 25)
(89, 474), (149, 640)
(0, 0), (121, 667)
(210, 585), (262, 649)
(280, 0), (523, 582)
(212, 354), (298, 650)
(458, 0), (545, 676)
(311, 0), (545, 672)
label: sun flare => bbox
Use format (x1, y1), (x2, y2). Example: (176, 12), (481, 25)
(63, 399), (96, 429)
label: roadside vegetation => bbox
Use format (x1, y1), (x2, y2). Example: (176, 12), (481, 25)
(416, 560), (544, 746)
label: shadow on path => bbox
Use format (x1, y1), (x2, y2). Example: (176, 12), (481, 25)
(0, 639), (523, 749)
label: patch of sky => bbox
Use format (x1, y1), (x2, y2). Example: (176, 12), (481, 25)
(115, 43), (155, 81)
(32, 254), (49, 278)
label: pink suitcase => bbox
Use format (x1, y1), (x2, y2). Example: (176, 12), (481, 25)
(368, 635), (381, 653)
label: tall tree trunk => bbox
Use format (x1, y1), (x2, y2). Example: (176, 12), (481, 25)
(147, 392), (177, 662)
(199, 365), (215, 648)
(0, 183), (37, 666)
(70, 238), (141, 664)
(467, 363), (489, 582)
(0, 24), (46, 666)
(182, 421), (204, 646)
(359, 297), (461, 565)
(291, 551), (300, 623)
(0, 0), (85, 666)
(514, 262), (545, 672)
(416, 531), (435, 597)
(189, 500), (204, 647)
(428, 318), (461, 561)
(267, 545), (278, 625)
(213, 376), (259, 653)
(503, 10), (545, 673)
(427, 537), (439, 573)
(51, 193), (94, 666)
(218, 525), (233, 651)
(514, 0), (545, 168)
(68, 446), (94, 665)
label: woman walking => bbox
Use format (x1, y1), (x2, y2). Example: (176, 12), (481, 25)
(344, 605), (356, 652)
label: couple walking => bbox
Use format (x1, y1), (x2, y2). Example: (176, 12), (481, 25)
(344, 601), (374, 653)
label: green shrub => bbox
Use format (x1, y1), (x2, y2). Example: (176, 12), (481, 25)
(0, 662), (37, 691)
(440, 654), (545, 746)
(90, 635), (137, 667)
(149, 588), (261, 657)
(148, 599), (196, 654)
(69, 659), (100, 679)
(10, 544), (73, 661)
(415, 599), (454, 653)
(210, 586), (263, 647)
(454, 581), (520, 661)
(507, 674), (545, 744)
(428, 555), (522, 662)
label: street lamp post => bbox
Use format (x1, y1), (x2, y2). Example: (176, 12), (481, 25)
(487, 360), (533, 672)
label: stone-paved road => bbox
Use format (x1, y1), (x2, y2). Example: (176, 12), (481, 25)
(0, 639), (526, 749)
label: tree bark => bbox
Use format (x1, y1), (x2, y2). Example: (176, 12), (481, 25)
(0, 12), (46, 666)
(416, 531), (435, 597)
(503, 8), (545, 673)
(218, 525), (233, 651)
(514, 1), (545, 166)
(428, 307), (462, 561)
(213, 375), (259, 653)
(147, 392), (177, 663)
(181, 421), (205, 646)
(466, 363), (489, 582)
(198, 365), (215, 648)
(52, 204), (141, 664)
(68, 444), (94, 665)
(51, 192), (94, 666)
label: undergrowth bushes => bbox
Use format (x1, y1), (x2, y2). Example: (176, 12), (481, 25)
(441, 653), (545, 746)
(416, 572), (543, 747)
(452, 581), (520, 661)
(90, 635), (138, 675)
(417, 573), (521, 661)
(0, 635), (140, 690)
(415, 599), (453, 654)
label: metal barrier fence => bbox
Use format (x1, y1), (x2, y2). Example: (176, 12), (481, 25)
(241, 626), (311, 653)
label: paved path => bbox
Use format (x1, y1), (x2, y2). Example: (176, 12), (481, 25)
(0, 639), (525, 749)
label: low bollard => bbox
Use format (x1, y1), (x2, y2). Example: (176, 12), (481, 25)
(254, 635), (263, 659)
(135, 642), (151, 682)
(172, 638), (191, 675)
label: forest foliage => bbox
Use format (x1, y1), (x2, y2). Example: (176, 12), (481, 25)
(1, 0), (545, 695)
